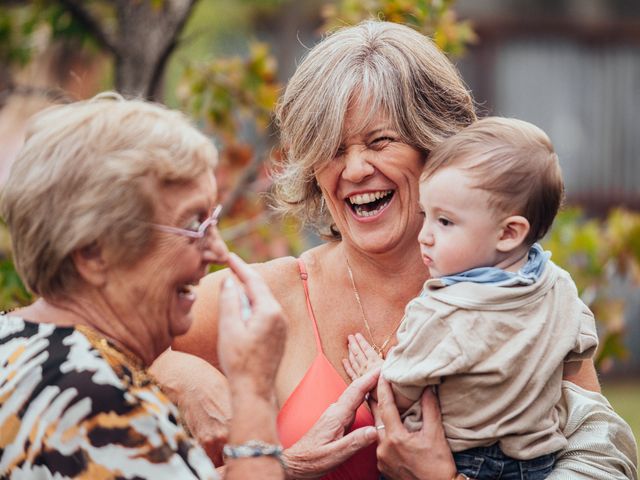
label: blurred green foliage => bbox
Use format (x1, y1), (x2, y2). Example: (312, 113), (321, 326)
(178, 41), (279, 142)
(542, 208), (640, 370)
(0, 1), (99, 70)
(321, 0), (476, 55)
(0, 220), (32, 311)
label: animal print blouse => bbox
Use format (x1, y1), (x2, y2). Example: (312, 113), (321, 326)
(0, 314), (219, 479)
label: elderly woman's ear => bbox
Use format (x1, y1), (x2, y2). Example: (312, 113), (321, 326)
(71, 242), (109, 287)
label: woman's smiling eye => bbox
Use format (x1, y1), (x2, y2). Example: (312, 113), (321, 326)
(370, 136), (394, 149)
(185, 217), (202, 233)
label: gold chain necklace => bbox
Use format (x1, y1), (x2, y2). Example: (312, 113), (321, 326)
(76, 324), (154, 388)
(344, 254), (403, 359)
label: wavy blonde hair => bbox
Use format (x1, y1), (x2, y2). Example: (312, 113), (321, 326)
(1, 93), (217, 299)
(272, 20), (476, 238)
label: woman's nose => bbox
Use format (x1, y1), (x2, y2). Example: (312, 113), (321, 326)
(342, 146), (375, 183)
(201, 227), (229, 264)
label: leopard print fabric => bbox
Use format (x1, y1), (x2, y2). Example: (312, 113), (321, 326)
(0, 315), (219, 479)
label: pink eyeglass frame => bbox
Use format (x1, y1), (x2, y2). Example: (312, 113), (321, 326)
(152, 204), (222, 239)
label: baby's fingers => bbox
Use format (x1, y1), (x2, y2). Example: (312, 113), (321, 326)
(348, 348), (365, 374)
(343, 358), (358, 381)
(354, 333), (381, 361)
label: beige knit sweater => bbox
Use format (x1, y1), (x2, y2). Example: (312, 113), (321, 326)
(552, 382), (637, 479)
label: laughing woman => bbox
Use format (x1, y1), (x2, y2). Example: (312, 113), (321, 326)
(153, 21), (638, 480)
(0, 95), (286, 479)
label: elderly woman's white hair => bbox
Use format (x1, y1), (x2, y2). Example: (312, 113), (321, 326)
(272, 20), (477, 238)
(1, 93), (218, 299)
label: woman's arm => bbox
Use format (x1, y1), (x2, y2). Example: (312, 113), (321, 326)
(562, 359), (600, 392)
(547, 381), (638, 480)
(151, 348), (231, 466)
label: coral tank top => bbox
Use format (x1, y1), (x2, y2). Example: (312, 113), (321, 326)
(276, 259), (379, 480)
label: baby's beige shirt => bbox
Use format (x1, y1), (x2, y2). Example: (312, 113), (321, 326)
(382, 261), (598, 460)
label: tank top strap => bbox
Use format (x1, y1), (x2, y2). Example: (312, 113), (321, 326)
(297, 258), (323, 353)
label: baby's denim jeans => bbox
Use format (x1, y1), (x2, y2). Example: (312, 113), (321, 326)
(453, 443), (556, 480)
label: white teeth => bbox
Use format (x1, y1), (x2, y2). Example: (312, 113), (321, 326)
(354, 206), (380, 217)
(348, 190), (392, 205)
(178, 284), (195, 296)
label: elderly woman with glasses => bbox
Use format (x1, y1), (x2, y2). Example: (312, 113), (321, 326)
(0, 94), (286, 479)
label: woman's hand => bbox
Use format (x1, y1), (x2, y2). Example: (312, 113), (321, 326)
(374, 377), (457, 480)
(282, 369), (380, 478)
(217, 252), (287, 397)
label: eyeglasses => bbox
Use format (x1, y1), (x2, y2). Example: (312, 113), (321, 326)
(152, 204), (222, 241)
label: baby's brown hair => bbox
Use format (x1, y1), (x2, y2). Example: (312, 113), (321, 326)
(422, 117), (563, 245)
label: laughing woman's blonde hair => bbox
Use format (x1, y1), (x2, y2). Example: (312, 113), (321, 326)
(1, 93), (217, 299)
(272, 20), (477, 238)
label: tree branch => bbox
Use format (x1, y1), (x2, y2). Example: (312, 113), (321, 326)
(222, 148), (268, 216)
(145, 0), (199, 98)
(58, 0), (119, 54)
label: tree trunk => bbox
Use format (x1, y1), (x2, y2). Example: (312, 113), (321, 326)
(61, 0), (198, 100)
(114, 0), (197, 99)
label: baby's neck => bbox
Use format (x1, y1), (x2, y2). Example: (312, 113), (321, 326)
(493, 246), (531, 273)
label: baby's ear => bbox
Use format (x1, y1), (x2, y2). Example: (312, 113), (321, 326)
(496, 215), (530, 253)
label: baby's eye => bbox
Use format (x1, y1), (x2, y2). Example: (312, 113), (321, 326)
(438, 217), (453, 226)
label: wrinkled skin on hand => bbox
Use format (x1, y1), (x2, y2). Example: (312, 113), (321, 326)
(282, 370), (380, 479)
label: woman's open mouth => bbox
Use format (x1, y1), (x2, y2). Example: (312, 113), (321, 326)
(177, 284), (196, 301)
(347, 190), (394, 218)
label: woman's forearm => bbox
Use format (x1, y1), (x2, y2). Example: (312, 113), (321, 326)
(548, 381), (637, 480)
(562, 359), (600, 393)
(150, 349), (232, 464)
(224, 390), (283, 479)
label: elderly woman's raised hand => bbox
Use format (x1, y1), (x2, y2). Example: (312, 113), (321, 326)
(374, 377), (458, 480)
(281, 369), (379, 478)
(217, 252), (287, 396)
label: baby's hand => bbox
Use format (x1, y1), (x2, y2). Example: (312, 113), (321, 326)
(343, 333), (384, 382)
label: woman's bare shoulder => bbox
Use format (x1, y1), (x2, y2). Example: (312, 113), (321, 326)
(252, 256), (301, 294)
(171, 258), (295, 363)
